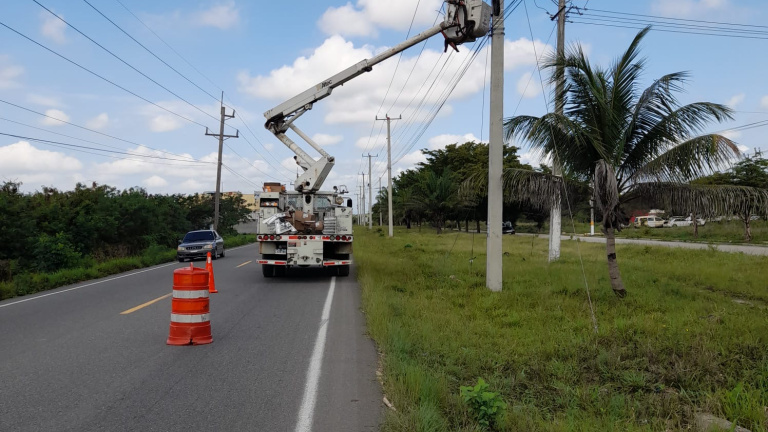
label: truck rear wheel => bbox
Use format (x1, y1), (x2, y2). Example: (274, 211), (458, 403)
(274, 266), (287, 277)
(262, 264), (274, 278)
(338, 265), (350, 277)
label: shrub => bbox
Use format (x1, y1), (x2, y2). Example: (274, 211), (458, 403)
(460, 378), (506, 431)
(32, 232), (81, 273)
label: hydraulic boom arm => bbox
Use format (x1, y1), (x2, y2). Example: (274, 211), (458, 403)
(264, 0), (491, 193)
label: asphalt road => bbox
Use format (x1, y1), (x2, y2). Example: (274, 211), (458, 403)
(0, 243), (381, 432)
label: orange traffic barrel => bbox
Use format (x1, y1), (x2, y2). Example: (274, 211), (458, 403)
(167, 264), (213, 345)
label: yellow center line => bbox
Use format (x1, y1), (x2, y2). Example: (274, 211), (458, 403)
(120, 293), (172, 315)
(236, 260), (252, 268)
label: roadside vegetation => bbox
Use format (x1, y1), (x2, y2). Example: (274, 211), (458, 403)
(0, 181), (254, 300)
(355, 227), (768, 431)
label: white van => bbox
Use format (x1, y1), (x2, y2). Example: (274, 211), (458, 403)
(634, 216), (665, 228)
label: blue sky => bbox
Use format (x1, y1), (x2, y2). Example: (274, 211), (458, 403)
(1, 0), (766, 197)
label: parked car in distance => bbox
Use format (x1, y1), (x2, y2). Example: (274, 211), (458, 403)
(177, 230), (225, 262)
(664, 217), (691, 227)
(502, 221), (515, 235)
(634, 215), (665, 228)
(685, 216), (706, 226)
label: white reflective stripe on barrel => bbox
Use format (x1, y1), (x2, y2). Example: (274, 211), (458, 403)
(170, 313), (210, 323)
(172, 289), (210, 299)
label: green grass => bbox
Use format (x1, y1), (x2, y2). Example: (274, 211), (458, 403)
(513, 219), (768, 244)
(0, 234), (256, 301)
(355, 227), (768, 431)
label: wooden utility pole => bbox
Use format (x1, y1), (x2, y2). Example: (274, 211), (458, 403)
(376, 115), (401, 237)
(486, 0), (504, 292)
(548, 0), (567, 262)
(205, 92), (238, 231)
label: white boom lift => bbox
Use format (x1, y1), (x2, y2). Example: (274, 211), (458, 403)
(256, 0), (490, 277)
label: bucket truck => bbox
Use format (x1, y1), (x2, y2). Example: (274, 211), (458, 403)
(256, 0), (491, 277)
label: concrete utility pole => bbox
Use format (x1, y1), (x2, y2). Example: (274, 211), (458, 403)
(360, 173), (366, 226)
(205, 92), (238, 231)
(548, 0), (567, 261)
(363, 153), (377, 230)
(376, 115), (401, 237)
(486, 0), (504, 292)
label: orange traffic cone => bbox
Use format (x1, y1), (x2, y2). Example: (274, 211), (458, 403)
(206, 252), (218, 293)
(167, 263), (213, 345)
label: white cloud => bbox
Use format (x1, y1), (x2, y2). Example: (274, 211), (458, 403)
(761, 95), (768, 109)
(318, 0), (442, 37)
(0, 55), (24, 90)
(40, 11), (67, 44)
(427, 133), (480, 150)
(721, 130), (742, 141)
(194, 1), (240, 29)
(140, 100), (221, 133)
(0, 141), (82, 178)
(143, 175), (168, 188)
(726, 93), (744, 108)
(86, 113), (109, 130)
(149, 115), (181, 132)
(312, 133), (343, 146)
(27, 94), (62, 107)
(651, 0), (728, 18)
(516, 72), (541, 98)
(504, 38), (554, 71)
(40, 109), (70, 126)
(737, 145), (749, 153)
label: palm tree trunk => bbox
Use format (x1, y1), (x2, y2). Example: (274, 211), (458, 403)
(692, 211), (699, 238)
(465, 217), (469, 232)
(604, 227), (627, 298)
(744, 211), (752, 242)
(476, 220), (480, 233)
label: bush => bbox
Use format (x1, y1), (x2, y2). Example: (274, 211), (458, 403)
(32, 232), (81, 273)
(460, 378), (506, 431)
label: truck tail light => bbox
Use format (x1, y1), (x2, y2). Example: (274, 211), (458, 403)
(341, 235), (348, 241)
(269, 235), (275, 240)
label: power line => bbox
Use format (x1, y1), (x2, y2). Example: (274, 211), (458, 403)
(570, 21), (768, 41)
(0, 20), (211, 130)
(107, 0), (294, 178)
(81, 0), (221, 102)
(0, 98), (198, 161)
(114, 0), (224, 94)
(586, 7), (768, 30)
(0, 132), (211, 164)
(33, 0), (222, 125)
(580, 12), (768, 36)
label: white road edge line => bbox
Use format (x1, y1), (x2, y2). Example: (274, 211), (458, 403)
(0, 242), (257, 309)
(294, 276), (336, 432)
(0, 263), (178, 309)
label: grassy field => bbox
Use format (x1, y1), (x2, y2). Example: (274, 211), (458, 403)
(354, 227), (768, 431)
(0, 234), (255, 301)
(513, 219), (768, 244)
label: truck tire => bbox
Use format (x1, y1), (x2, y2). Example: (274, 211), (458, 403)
(274, 266), (286, 277)
(262, 264), (274, 278)
(338, 265), (350, 277)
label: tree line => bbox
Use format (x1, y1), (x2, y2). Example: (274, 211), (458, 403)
(0, 181), (251, 275)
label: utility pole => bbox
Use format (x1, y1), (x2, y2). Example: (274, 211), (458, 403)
(486, 0), (504, 292)
(548, 0), (567, 262)
(363, 153), (377, 229)
(360, 173), (366, 226)
(376, 115), (401, 237)
(205, 92), (238, 231)
(379, 178), (383, 226)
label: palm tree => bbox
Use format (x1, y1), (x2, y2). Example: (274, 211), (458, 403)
(410, 169), (458, 234)
(471, 27), (766, 297)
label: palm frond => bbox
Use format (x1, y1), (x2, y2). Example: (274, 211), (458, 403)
(460, 168), (563, 211)
(626, 182), (768, 219)
(621, 102), (735, 180)
(629, 134), (740, 185)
